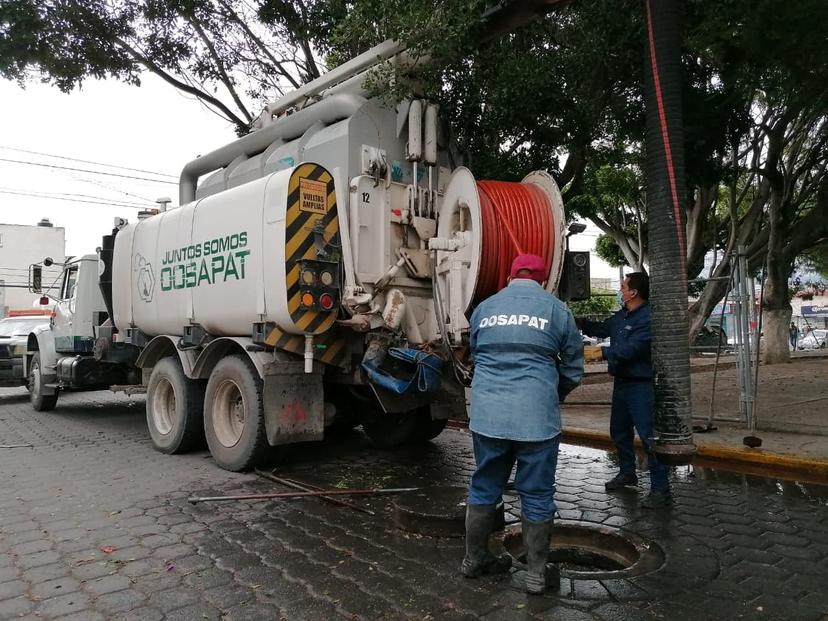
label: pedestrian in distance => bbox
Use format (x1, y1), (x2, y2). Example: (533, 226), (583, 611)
(577, 272), (672, 509)
(790, 322), (798, 350)
(462, 254), (584, 595)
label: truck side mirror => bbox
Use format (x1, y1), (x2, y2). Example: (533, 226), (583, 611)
(31, 264), (42, 293)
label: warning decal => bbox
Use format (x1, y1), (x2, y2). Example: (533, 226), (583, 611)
(299, 178), (327, 214)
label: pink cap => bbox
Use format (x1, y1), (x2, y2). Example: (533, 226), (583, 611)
(509, 254), (547, 283)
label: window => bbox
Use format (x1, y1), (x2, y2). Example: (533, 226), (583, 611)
(62, 267), (78, 301)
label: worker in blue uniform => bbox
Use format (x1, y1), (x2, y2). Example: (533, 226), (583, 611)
(578, 272), (671, 508)
(462, 254), (584, 594)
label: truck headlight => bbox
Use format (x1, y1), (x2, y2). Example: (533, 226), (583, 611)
(12, 344), (27, 356)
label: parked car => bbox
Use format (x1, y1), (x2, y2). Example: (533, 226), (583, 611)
(798, 329), (828, 350)
(0, 314), (51, 387)
(694, 323), (729, 354)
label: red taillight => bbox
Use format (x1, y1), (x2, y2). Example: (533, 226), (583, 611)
(319, 293), (335, 311)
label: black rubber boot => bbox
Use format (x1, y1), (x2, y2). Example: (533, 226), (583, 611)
(461, 504), (512, 578)
(605, 472), (638, 491)
(522, 516), (554, 594)
(641, 489), (673, 509)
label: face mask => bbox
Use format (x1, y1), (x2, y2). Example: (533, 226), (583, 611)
(616, 290), (625, 307)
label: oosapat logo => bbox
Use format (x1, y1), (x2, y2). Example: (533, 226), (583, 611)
(159, 232), (250, 292)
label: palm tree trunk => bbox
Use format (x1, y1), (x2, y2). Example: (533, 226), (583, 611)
(642, 0), (695, 464)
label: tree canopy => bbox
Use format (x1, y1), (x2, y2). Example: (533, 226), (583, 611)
(2, 0), (826, 356)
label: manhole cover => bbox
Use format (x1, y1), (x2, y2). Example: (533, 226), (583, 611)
(392, 485), (504, 537)
(500, 520), (664, 580)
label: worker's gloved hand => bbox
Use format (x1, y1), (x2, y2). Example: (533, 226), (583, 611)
(583, 345), (604, 363)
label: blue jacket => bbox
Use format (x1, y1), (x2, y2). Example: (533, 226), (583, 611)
(469, 279), (584, 441)
(582, 303), (652, 380)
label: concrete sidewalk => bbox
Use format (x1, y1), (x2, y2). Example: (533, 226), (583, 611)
(562, 351), (828, 481)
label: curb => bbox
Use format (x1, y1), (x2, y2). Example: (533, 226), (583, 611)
(561, 426), (828, 480)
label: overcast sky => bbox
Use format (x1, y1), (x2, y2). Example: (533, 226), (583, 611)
(0, 75), (233, 256)
(0, 74), (617, 283)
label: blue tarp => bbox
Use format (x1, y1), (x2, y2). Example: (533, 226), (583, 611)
(361, 348), (444, 395)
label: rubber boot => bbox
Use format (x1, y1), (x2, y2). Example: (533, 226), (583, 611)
(515, 516), (554, 594)
(461, 504), (512, 578)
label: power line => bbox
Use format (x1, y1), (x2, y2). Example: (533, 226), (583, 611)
(0, 189), (148, 208)
(0, 157), (178, 185)
(0, 186), (151, 207)
(0, 145), (178, 179)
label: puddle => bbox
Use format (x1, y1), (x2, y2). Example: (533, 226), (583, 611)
(560, 442), (828, 505)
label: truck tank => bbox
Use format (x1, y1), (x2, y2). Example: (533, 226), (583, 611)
(112, 163), (341, 338)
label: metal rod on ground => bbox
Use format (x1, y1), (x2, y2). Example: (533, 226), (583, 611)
(188, 487), (420, 504)
(0, 444), (33, 449)
(692, 415), (743, 423)
(255, 470), (376, 516)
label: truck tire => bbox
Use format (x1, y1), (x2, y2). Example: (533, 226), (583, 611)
(146, 357), (205, 454)
(29, 352), (58, 412)
(412, 407), (448, 442)
(204, 355), (268, 472)
(362, 412), (421, 448)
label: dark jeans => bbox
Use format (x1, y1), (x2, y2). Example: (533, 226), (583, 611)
(610, 379), (669, 491)
(468, 432), (560, 522)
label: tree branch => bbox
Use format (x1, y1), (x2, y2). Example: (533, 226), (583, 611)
(216, 0), (302, 90)
(115, 37), (248, 130)
(187, 16), (252, 123)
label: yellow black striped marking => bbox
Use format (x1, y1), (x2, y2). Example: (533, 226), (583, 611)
(264, 326), (350, 369)
(284, 163), (340, 335)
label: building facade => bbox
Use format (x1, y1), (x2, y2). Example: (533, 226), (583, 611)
(0, 219), (66, 317)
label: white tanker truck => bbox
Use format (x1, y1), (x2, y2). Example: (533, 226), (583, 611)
(25, 41), (590, 471)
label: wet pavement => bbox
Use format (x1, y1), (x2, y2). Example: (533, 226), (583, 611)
(1, 387), (828, 620)
(566, 355), (828, 470)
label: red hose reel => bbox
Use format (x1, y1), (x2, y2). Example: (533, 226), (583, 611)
(474, 180), (558, 304)
(433, 167), (565, 316)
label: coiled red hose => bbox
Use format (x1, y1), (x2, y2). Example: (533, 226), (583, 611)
(474, 180), (556, 304)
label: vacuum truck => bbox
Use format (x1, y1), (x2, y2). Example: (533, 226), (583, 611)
(25, 41), (590, 471)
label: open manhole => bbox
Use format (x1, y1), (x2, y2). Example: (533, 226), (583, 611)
(392, 485), (504, 538)
(500, 520), (664, 580)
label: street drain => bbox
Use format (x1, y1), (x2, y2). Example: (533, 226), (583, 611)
(500, 520), (664, 580)
(392, 485), (504, 538)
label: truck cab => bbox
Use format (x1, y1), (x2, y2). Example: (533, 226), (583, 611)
(51, 255), (106, 354)
(26, 253), (138, 411)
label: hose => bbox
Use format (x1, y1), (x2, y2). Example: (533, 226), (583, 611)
(474, 180), (556, 304)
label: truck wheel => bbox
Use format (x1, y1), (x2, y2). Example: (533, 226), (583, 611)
(146, 357), (205, 454)
(413, 407), (448, 442)
(29, 352), (58, 412)
(363, 412), (421, 448)
(204, 355), (268, 472)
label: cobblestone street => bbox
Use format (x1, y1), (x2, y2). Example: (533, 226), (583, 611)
(1, 387), (827, 621)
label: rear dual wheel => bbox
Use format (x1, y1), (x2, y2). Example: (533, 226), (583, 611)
(204, 355), (268, 472)
(146, 357), (205, 454)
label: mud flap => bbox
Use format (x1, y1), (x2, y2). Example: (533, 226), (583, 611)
(262, 361), (324, 446)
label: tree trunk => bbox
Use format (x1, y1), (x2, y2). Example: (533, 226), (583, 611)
(688, 256), (732, 337)
(642, 0), (694, 462)
(763, 308), (793, 364)
(763, 202), (793, 364)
